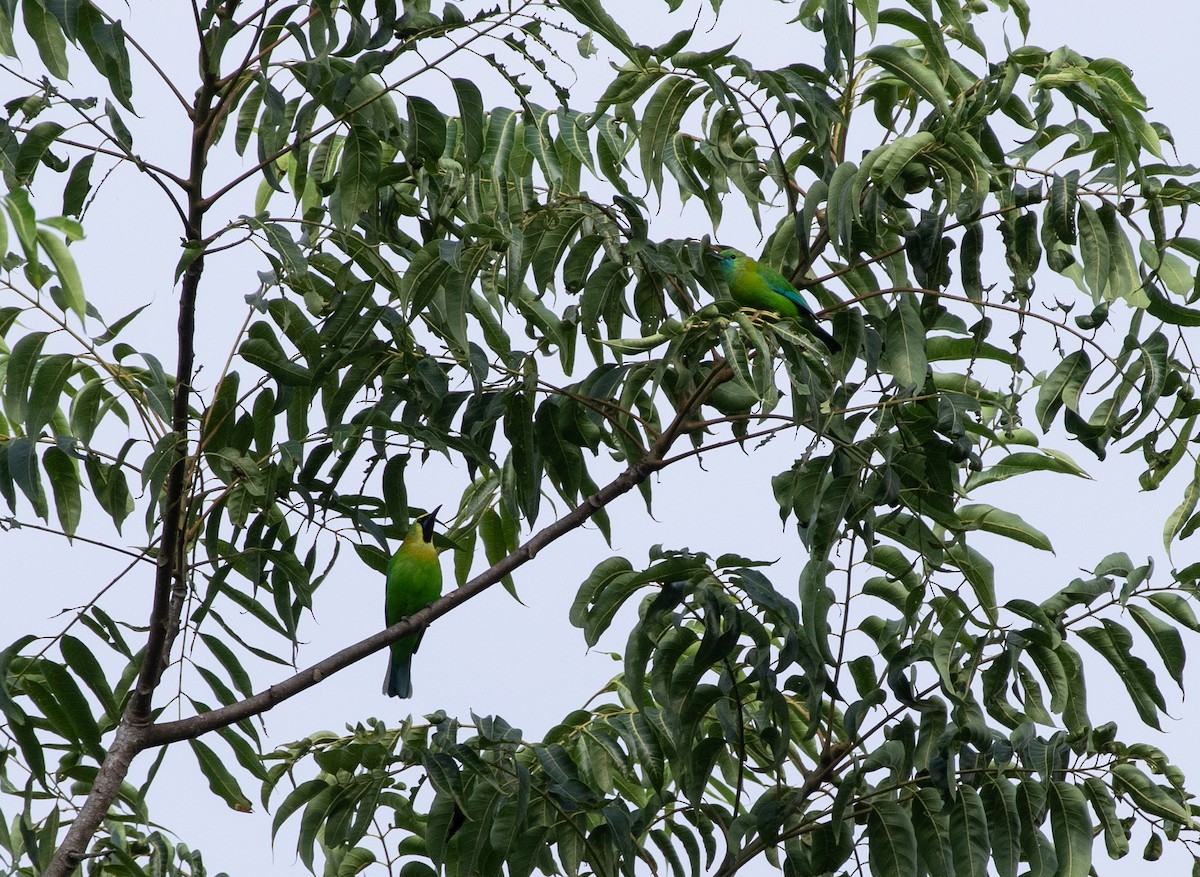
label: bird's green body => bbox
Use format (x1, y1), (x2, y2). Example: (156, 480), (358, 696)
(383, 509), (443, 698)
(714, 248), (841, 352)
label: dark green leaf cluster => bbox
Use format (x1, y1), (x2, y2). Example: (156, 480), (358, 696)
(271, 547), (1200, 877)
(4, 0), (1200, 875)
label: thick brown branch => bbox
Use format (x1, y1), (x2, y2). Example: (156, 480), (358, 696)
(149, 452), (667, 745)
(146, 356), (727, 743)
(45, 212), (724, 871)
(44, 723), (148, 876)
(129, 101), (216, 723)
(45, 35), (222, 877)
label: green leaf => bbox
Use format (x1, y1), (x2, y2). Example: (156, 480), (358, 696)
(59, 634), (119, 720)
(911, 788), (953, 877)
(503, 372), (540, 524)
(980, 774), (1020, 877)
(22, 0), (68, 79)
(950, 785), (990, 877)
(1077, 202), (1109, 296)
(24, 353), (73, 436)
(569, 556), (638, 646)
(104, 99), (133, 152)
(1111, 762), (1189, 823)
(639, 76), (703, 197)
(1156, 250), (1192, 297)
(957, 504), (1053, 552)
(271, 779), (329, 841)
(15, 121), (65, 185)
(946, 541), (996, 623)
(8, 436), (48, 519)
(69, 377), (106, 446)
(966, 450), (1089, 491)
(1083, 777), (1130, 859)
(1147, 592), (1200, 633)
(85, 454), (133, 533)
(1024, 643), (1068, 713)
(1128, 604), (1186, 689)
(407, 95), (447, 165)
(402, 242), (452, 317)
(1048, 171), (1078, 243)
(826, 160), (860, 255)
(297, 785), (337, 871)
(1099, 203), (1141, 305)
(253, 220), (307, 279)
(1076, 622), (1164, 729)
(337, 847), (376, 877)
(868, 45), (949, 113)
(452, 78), (484, 168)
(482, 107), (517, 180)
(334, 125), (381, 230)
(239, 329), (313, 386)
(867, 800), (917, 877)
(869, 132), (937, 195)
(4, 330), (49, 427)
(479, 506), (518, 598)
(1035, 351), (1090, 431)
(1015, 780), (1056, 877)
(886, 295), (927, 389)
(926, 335), (1016, 365)
(557, 0), (633, 52)
(38, 660), (103, 758)
(1047, 781), (1091, 877)
(235, 83), (264, 157)
(1144, 277), (1200, 327)
(1164, 464), (1200, 552)
(5, 188), (38, 265)
(42, 445), (80, 538)
(854, 0), (879, 33)
(189, 738), (253, 812)
(77, 6), (134, 110)
(531, 208), (588, 293)
(557, 108), (596, 174)
(199, 633), (255, 699)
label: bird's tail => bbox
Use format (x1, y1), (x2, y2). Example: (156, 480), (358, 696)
(383, 651), (413, 698)
(804, 315), (842, 354)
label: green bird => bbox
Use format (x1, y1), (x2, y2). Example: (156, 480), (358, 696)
(712, 248), (841, 353)
(383, 506), (443, 698)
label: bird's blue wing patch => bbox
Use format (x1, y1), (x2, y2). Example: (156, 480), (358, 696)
(758, 263), (814, 313)
(775, 285), (812, 314)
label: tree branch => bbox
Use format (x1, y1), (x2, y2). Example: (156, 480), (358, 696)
(45, 345), (715, 872)
(44, 34), (223, 877)
(149, 448), (668, 745)
(44, 722), (148, 877)
(146, 344), (733, 744)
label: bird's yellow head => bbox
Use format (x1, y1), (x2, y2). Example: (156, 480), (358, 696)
(706, 246), (740, 264)
(415, 506), (441, 543)
(708, 246), (742, 280)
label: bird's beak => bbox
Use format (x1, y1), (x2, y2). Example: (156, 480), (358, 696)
(420, 505), (442, 541)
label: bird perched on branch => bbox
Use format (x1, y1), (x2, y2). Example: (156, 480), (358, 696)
(383, 506), (443, 698)
(712, 248), (841, 353)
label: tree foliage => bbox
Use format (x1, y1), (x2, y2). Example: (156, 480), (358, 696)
(1, 0), (1200, 876)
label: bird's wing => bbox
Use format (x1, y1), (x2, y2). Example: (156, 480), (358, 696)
(756, 263), (813, 314)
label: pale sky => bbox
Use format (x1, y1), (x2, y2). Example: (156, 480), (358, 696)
(4, 2), (1200, 875)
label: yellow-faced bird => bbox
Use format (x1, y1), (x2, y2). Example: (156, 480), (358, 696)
(713, 248), (841, 353)
(383, 507), (443, 698)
